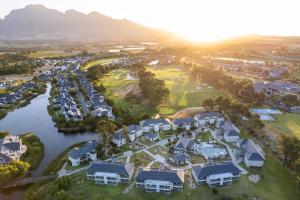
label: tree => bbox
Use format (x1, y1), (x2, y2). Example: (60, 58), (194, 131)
(202, 98), (214, 111)
(278, 135), (300, 168)
(96, 119), (116, 145)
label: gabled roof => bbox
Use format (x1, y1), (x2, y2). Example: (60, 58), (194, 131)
(144, 132), (158, 139)
(2, 142), (21, 151)
(136, 169), (184, 184)
(68, 141), (97, 160)
(113, 129), (126, 140)
(238, 139), (265, 161)
(140, 118), (170, 126)
(192, 162), (240, 180)
(195, 112), (223, 120)
(172, 117), (195, 125)
(128, 124), (142, 134)
(87, 162), (133, 177)
(172, 153), (190, 163)
(0, 153), (12, 164)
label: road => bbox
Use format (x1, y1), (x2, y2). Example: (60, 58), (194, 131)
(73, 80), (89, 115)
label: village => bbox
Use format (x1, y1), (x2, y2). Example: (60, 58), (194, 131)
(63, 110), (265, 193)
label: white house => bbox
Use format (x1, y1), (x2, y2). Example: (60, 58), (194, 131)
(223, 121), (240, 143)
(0, 135), (27, 163)
(171, 117), (198, 130)
(194, 112), (224, 128)
(192, 162), (241, 187)
(112, 129), (127, 147)
(135, 168), (184, 193)
(140, 118), (171, 132)
(68, 141), (98, 167)
(143, 133), (159, 142)
(237, 139), (265, 167)
(87, 162), (134, 185)
(128, 124), (143, 142)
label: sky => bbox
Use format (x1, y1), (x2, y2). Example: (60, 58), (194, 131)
(0, 0), (300, 42)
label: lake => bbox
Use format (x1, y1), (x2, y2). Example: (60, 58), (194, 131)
(0, 83), (97, 200)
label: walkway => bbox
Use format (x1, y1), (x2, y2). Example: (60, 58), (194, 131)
(1, 175), (58, 190)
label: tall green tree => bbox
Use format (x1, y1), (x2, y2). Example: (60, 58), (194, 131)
(96, 119), (116, 145)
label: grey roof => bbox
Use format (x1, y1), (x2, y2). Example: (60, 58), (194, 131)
(140, 118), (170, 126)
(144, 132), (158, 139)
(68, 141), (97, 160)
(172, 153), (190, 163)
(239, 139), (265, 161)
(172, 117), (195, 125)
(0, 153), (12, 164)
(192, 162), (240, 180)
(227, 130), (239, 136)
(128, 124), (142, 134)
(113, 129), (126, 140)
(87, 162), (133, 177)
(136, 169), (183, 184)
(2, 142), (21, 152)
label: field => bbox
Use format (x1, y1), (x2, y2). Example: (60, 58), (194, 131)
(95, 69), (156, 118)
(82, 58), (116, 70)
(28, 50), (81, 58)
(27, 151), (298, 200)
(146, 65), (224, 115)
(265, 112), (300, 139)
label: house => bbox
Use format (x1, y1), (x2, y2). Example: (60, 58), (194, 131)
(223, 121), (240, 143)
(169, 153), (190, 166)
(112, 129), (127, 147)
(0, 136), (27, 162)
(174, 136), (192, 154)
(68, 141), (98, 167)
(128, 124), (143, 142)
(140, 118), (171, 132)
(143, 133), (159, 142)
(236, 139), (265, 167)
(135, 168), (184, 193)
(192, 162), (241, 187)
(172, 117), (198, 130)
(87, 162), (134, 185)
(0, 153), (12, 164)
(194, 112), (224, 128)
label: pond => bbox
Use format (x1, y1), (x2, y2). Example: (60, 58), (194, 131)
(0, 83), (97, 200)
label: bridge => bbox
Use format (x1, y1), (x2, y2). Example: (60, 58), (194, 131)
(1, 175), (58, 190)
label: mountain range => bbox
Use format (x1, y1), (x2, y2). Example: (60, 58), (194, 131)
(0, 4), (170, 41)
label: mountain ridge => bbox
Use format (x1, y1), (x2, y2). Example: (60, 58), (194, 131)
(0, 4), (171, 41)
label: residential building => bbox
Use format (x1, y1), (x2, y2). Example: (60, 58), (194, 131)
(135, 168), (184, 193)
(192, 162), (241, 187)
(223, 121), (240, 143)
(68, 141), (98, 166)
(172, 117), (198, 130)
(128, 124), (143, 142)
(0, 135), (27, 163)
(174, 136), (192, 154)
(194, 112), (224, 128)
(140, 118), (171, 132)
(87, 162), (134, 185)
(236, 139), (265, 167)
(112, 129), (127, 147)
(143, 132), (159, 142)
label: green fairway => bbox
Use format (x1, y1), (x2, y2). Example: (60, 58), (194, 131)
(265, 112), (300, 139)
(28, 50), (80, 58)
(95, 69), (156, 118)
(146, 65), (224, 115)
(82, 58), (116, 70)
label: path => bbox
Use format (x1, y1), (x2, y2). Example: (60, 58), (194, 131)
(1, 175), (58, 190)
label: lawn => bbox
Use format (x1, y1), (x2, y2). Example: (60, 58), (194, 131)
(146, 65), (224, 115)
(32, 151), (298, 200)
(196, 131), (211, 141)
(190, 154), (206, 164)
(95, 69), (156, 118)
(28, 50), (80, 58)
(20, 133), (44, 170)
(82, 58), (116, 70)
(265, 112), (300, 139)
(130, 151), (154, 167)
(148, 145), (170, 158)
